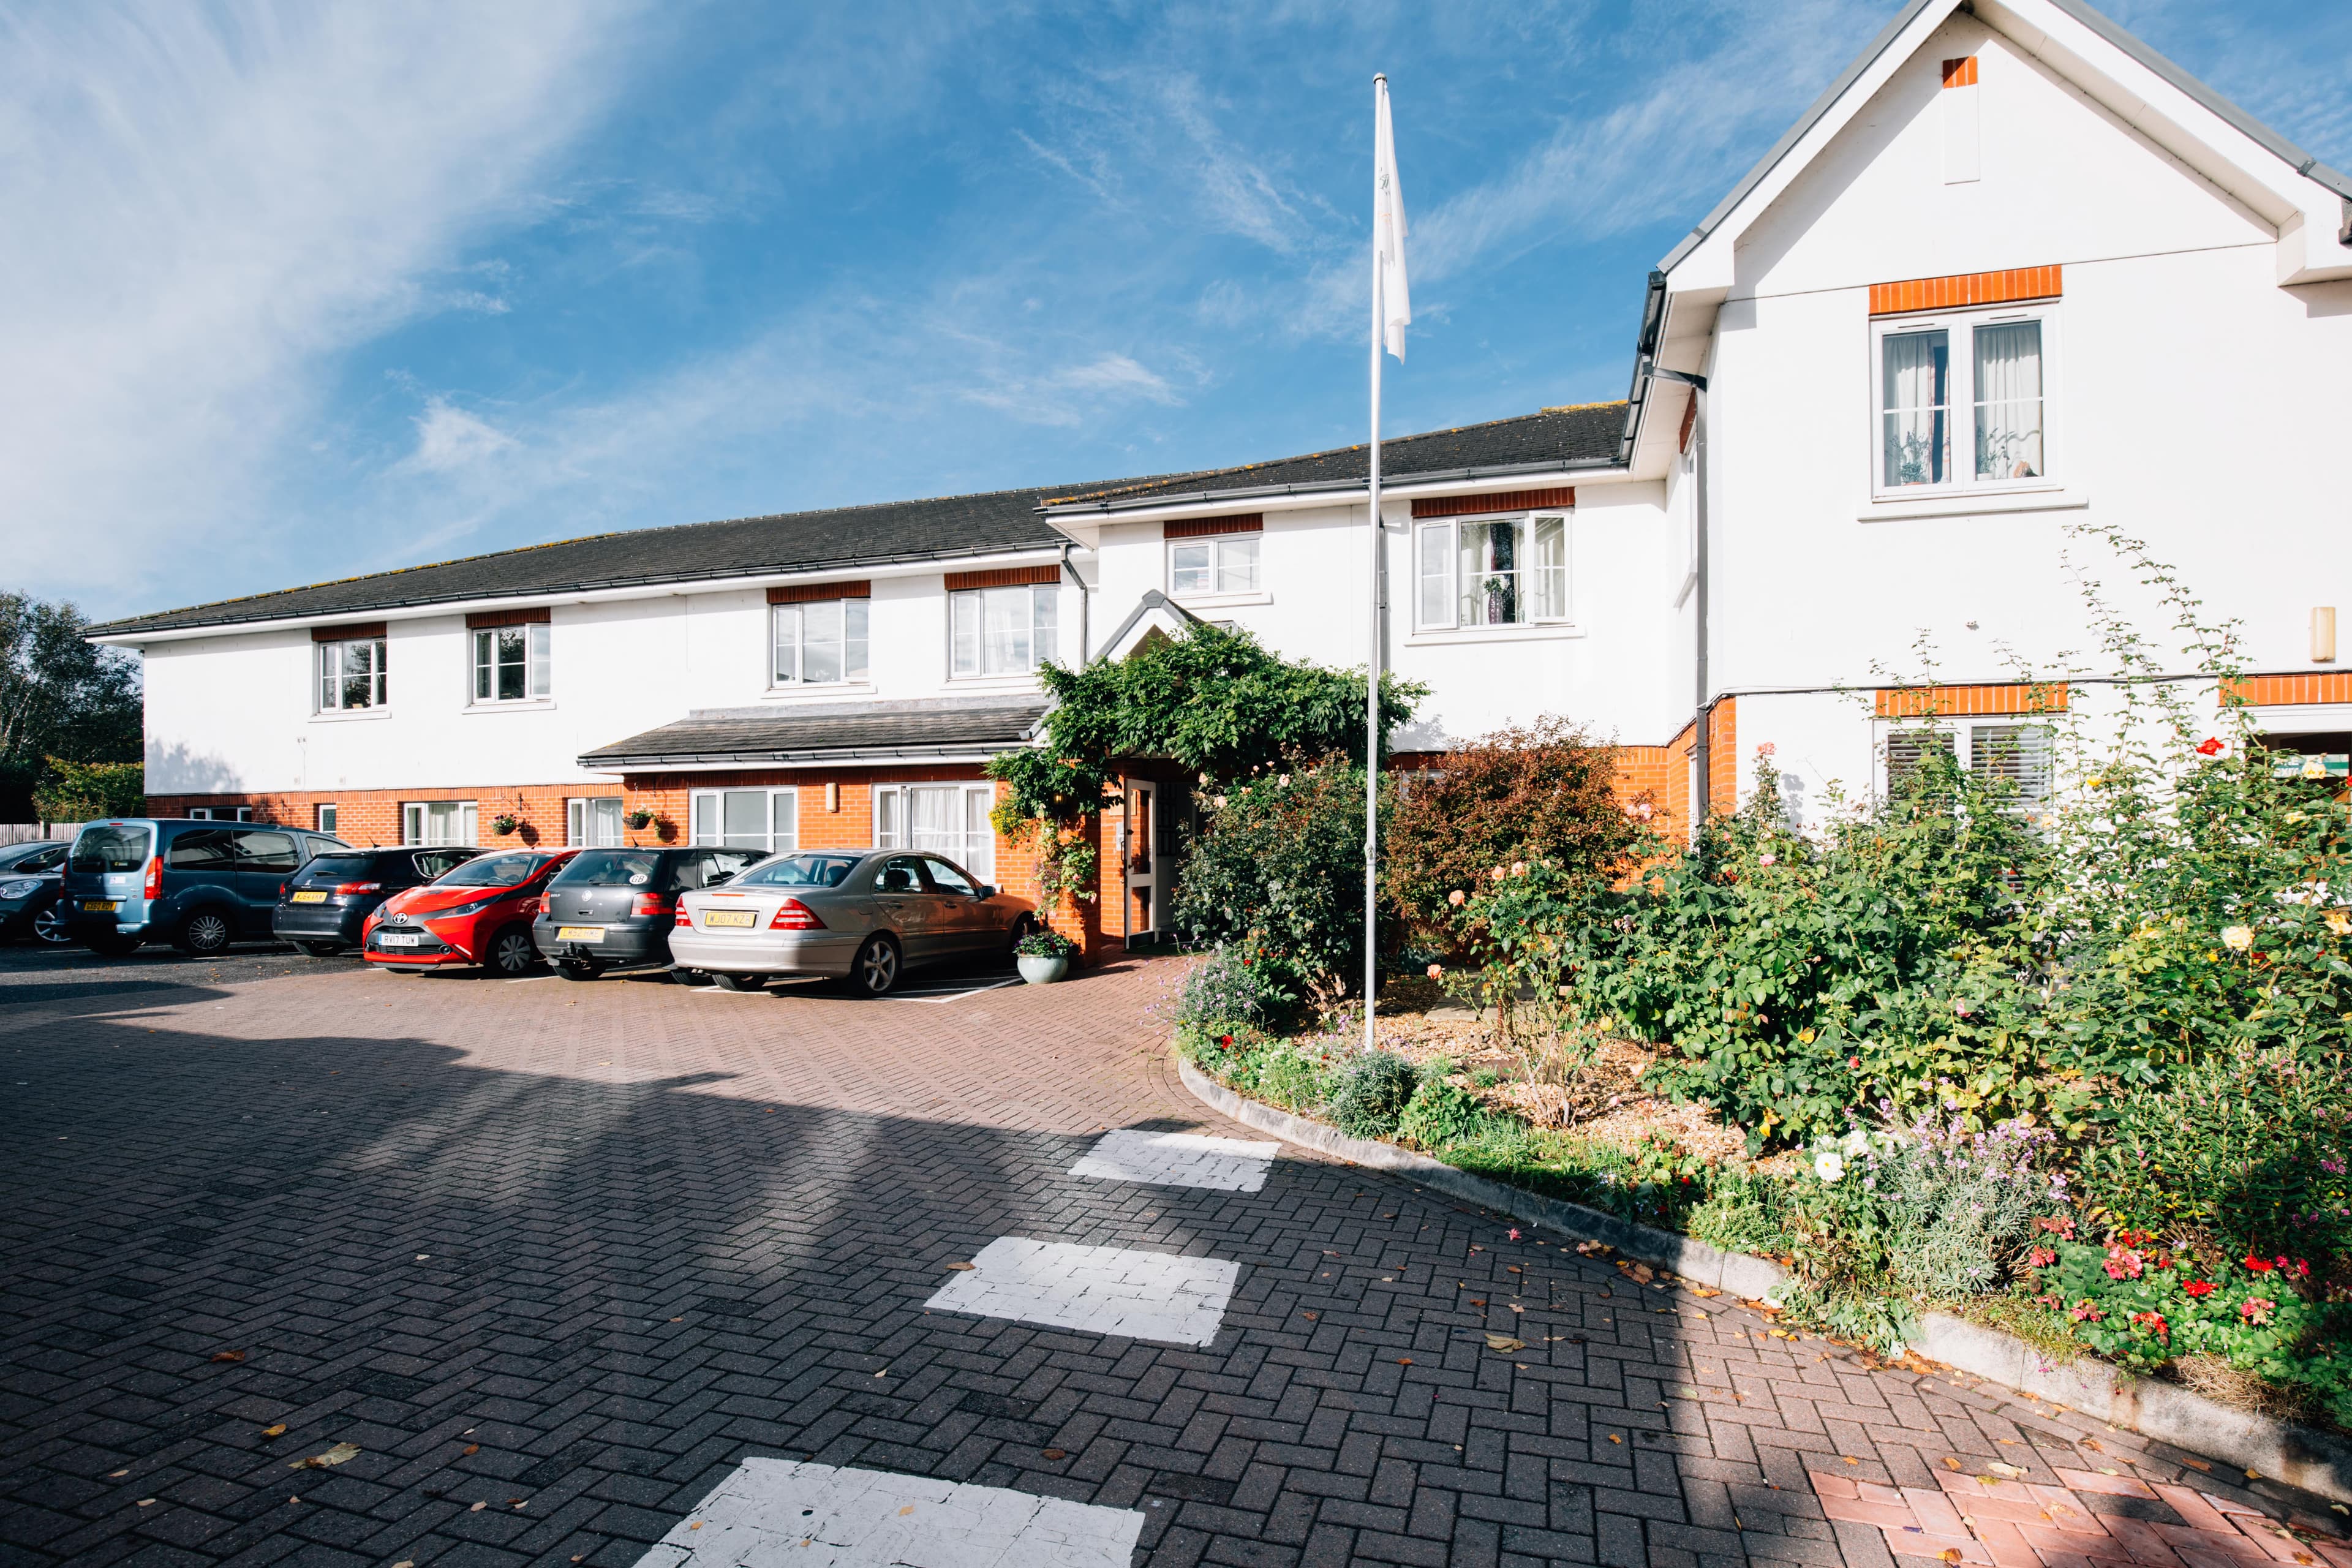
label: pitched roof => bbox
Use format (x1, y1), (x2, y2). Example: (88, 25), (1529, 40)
(578, 696), (1051, 770)
(86, 480), (1155, 639)
(1040, 404), (1629, 513)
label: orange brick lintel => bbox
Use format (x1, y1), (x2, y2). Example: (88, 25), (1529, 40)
(1869, 265), (2060, 316)
(1875, 682), (2069, 718)
(2221, 672), (2352, 706)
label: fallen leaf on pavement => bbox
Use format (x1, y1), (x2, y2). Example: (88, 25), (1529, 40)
(260, 1425), (285, 1439)
(1943, 1457), (1964, 1472)
(1628, 1264), (1655, 1284)
(288, 1443), (360, 1470)
(1940, 1551), (1962, 1564)
(108, 1469), (129, 1478)
(1302, 1311), (1318, 1321)
(1607, 1434), (1622, 1444)
(462, 1444), (480, 1456)
(1483, 1334), (1526, 1353)
(1042, 1450), (1065, 1460)
(1989, 1463), (2026, 1479)
(137, 1499), (157, 1507)
(1690, 1287), (1721, 1297)
(944, 1262), (975, 1271)
(471, 1502), (488, 1512)
(1396, 1357), (1412, 1365)
(1509, 1303), (1524, 1313)
(2081, 1439), (2103, 1453)
(211, 1351), (245, 1363)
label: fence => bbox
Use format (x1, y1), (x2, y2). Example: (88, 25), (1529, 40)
(0, 823), (83, 846)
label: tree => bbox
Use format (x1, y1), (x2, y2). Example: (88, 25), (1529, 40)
(0, 594), (144, 819)
(987, 622), (1428, 826)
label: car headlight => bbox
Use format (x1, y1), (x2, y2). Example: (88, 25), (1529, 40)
(429, 897), (500, 920)
(0, 879), (39, 900)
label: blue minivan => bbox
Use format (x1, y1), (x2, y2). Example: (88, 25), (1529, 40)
(63, 819), (351, 957)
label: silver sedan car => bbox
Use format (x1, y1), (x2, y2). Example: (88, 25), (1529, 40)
(669, 848), (1038, 996)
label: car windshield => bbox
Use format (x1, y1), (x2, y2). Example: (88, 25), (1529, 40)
(553, 850), (663, 887)
(70, 824), (151, 873)
(737, 853), (862, 889)
(303, 855), (382, 881)
(436, 852), (551, 888)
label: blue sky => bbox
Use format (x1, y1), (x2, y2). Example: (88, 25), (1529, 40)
(7, 0), (2348, 622)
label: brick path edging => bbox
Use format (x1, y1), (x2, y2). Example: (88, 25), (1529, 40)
(1174, 1049), (2352, 1506)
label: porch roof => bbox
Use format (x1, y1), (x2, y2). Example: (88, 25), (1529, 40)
(578, 696), (1050, 771)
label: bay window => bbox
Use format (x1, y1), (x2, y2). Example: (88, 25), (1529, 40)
(773, 598), (869, 686)
(1875, 308), (2051, 493)
(950, 585), (1057, 677)
(1414, 513), (1569, 631)
(873, 782), (994, 881)
(472, 622), (550, 703)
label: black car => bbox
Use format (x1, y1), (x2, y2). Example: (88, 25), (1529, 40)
(273, 845), (484, 955)
(532, 845), (763, 980)
(62, 819), (353, 956)
(0, 839), (72, 947)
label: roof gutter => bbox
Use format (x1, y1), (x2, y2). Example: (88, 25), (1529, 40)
(577, 744), (1026, 772)
(1039, 456), (1623, 518)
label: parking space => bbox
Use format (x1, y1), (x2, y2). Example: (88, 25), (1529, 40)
(0, 941), (2340, 1568)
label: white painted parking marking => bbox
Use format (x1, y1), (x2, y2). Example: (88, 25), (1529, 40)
(631, 1457), (1142, 1567)
(1071, 1129), (1279, 1193)
(925, 1236), (1238, 1346)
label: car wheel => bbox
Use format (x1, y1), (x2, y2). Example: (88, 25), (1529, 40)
(32, 903), (75, 946)
(557, 959), (601, 982)
(851, 933), (902, 997)
(487, 926), (540, 978)
(294, 940), (342, 957)
(709, 971), (766, 993)
(178, 910), (233, 956)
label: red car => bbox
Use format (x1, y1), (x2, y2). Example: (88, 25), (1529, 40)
(361, 848), (578, 976)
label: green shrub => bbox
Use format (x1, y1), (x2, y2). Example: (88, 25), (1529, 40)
(32, 756), (145, 821)
(1396, 1077), (1487, 1149)
(1174, 941), (1297, 1031)
(1172, 760), (1382, 1002)
(1325, 1051), (1418, 1137)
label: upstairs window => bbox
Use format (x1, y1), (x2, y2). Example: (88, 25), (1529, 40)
(1169, 535), (1259, 597)
(1874, 303), (2052, 494)
(316, 635), (387, 711)
(773, 598), (869, 686)
(951, 584), (1057, 676)
(472, 622), (550, 703)
(1414, 514), (1569, 630)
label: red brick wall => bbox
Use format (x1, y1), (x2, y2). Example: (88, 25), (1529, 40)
(2222, 673), (2352, 706)
(1877, 682), (2068, 717)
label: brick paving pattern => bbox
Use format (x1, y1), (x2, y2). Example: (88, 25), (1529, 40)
(0, 943), (2345, 1568)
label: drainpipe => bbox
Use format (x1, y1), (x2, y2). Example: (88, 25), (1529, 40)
(1061, 541), (1088, 665)
(1653, 366), (1710, 832)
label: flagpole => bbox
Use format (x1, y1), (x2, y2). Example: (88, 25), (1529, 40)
(1363, 73), (1385, 1055)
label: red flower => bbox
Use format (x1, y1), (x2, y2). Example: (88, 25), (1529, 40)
(2195, 737), (2223, 756)
(2244, 1253), (2274, 1274)
(1219, 1035), (1235, 1051)
(2182, 1280), (2215, 1298)
(2128, 1311), (2169, 1338)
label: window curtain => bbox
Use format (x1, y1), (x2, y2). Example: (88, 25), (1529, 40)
(1972, 322), (2043, 479)
(1457, 520), (1522, 626)
(1881, 330), (1950, 486)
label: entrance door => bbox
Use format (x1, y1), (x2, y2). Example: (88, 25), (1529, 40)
(1123, 781), (1157, 938)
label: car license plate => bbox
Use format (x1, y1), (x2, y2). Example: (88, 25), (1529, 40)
(290, 890), (328, 903)
(377, 932), (423, 948)
(556, 925), (605, 941)
(81, 899), (119, 912)
(701, 910), (756, 928)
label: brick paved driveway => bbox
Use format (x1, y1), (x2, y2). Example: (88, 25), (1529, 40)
(2, 942), (2345, 1568)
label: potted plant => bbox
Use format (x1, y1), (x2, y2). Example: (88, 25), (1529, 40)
(489, 813), (521, 837)
(625, 807), (655, 831)
(1014, 927), (1078, 985)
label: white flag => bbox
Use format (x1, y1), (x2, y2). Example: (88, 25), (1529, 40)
(1374, 77), (1410, 360)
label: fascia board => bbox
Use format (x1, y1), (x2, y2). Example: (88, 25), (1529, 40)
(86, 548), (1071, 647)
(1042, 464), (1631, 528)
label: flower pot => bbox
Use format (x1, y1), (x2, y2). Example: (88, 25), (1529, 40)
(1017, 953), (1072, 985)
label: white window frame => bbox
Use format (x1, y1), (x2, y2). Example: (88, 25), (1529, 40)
(1877, 718), (2056, 812)
(315, 636), (388, 713)
(315, 804), (338, 837)
(872, 782), (995, 882)
(1412, 512), (1573, 633)
(567, 797), (626, 847)
(188, 806), (254, 822)
(688, 788), (799, 854)
(470, 622), (552, 705)
(771, 598), (870, 688)
(1167, 534), (1261, 599)
(1869, 304), (2059, 502)
(402, 801), (478, 846)
(949, 584), (1059, 678)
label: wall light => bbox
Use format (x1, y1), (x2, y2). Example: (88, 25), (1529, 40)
(2315, 606), (2338, 665)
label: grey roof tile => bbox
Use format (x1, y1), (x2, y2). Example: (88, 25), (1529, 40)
(578, 697), (1051, 769)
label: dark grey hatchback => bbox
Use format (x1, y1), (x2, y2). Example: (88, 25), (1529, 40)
(273, 846), (484, 955)
(530, 845), (762, 980)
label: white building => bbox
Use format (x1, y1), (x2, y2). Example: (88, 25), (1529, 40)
(89, 0), (2352, 945)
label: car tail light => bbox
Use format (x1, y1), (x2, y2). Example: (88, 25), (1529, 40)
(674, 904), (693, 928)
(143, 856), (162, 899)
(632, 892), (674, 918)
(279, 881), (288, 897)
(334, 881), (382, 894)
(769, 898), (824, 930)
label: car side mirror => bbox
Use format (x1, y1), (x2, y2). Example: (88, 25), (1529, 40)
(978, 885), (995, 898)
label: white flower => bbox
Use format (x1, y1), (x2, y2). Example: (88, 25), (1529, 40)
(1838, 1129), (1869, 1158)
(1758, 853), (1777, 867)
(1812, 1152), (1845, 1185)
(2222, 924), (2255, 952)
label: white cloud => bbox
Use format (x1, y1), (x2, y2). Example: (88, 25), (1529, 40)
(0, 2), (638, 604)
(398, 398), (519, 475)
